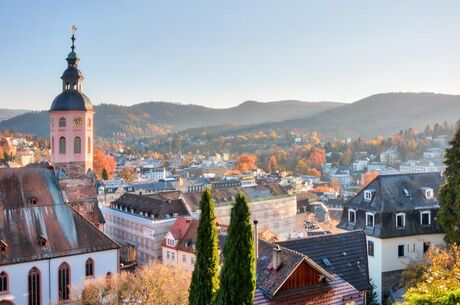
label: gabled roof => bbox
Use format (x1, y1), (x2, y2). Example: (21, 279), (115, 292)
(276, 231), (370, 292)
(0, 166), (119, 266)
(256, 240), (335, 299)
(254, 278), (364, 305)
(346, 172), (444, 213)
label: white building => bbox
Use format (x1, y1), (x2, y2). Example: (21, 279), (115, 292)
(380, 148), (401, 164)
(399, 160), (445, 174)
(352, 159), (369, 172)
(102, 192), (191, 264)
(338, 173), (445, 304)
(0, 166), (119, 305)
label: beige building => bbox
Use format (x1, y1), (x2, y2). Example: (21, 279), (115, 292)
(161, 218), (199, 272)
(181, 184), (297, 240)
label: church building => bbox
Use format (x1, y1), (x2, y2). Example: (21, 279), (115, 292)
(0, 29), (120, 305)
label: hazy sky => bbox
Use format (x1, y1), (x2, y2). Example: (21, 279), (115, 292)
(1, 1), (460, 110)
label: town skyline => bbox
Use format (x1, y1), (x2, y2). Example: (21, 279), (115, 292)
(2, 1), (460, 110)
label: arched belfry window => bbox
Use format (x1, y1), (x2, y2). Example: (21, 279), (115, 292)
(0, 271), (8, 293)
(85, 258), (94, 277)
(58, 262), (70, 301)
(74, 137), (81, 154)
(59, 137), (66, 154)
(59, 117), (66, 127)
(88, 137), (91, 154)
(28, 267), (41, 305)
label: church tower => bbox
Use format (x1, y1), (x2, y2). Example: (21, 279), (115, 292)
(50, 27), (94, 178)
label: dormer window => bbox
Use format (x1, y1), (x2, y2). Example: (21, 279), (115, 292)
(29, 196), (38, 205)
(167, 238), (175, 247)
(348, 209), (356, 224)
(366, 212), (375, 228)
(396, 213), (406, 229)
(420, 210), (431, 225)
(421, 187), (434, 199)
(363, 189), (375, 202)
(38, 235), (48, 246)
(0, 240), (7, 252)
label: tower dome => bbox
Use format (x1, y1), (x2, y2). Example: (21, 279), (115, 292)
(49, 26), (93, 112)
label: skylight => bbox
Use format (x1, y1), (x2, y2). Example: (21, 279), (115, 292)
(322, 258), (332, 267)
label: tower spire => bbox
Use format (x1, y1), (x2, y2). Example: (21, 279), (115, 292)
(66, 25), (79, 67)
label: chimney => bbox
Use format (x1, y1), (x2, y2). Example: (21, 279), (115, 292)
(253, 220), (259, 259)
(272, 245), (282, 270)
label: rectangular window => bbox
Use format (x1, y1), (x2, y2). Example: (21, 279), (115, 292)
(182, 255), (186, 263)
(421, 211), (431, 225)
(398, 245), (405, 257)
(191, 257), (195, 265)
(368, 240), (374, 257)
(366, 213), (375, 227)
(396, 213), (406, 228)
(171, 252), (175, 261)
(166, 251), (170, 259)
(348, 209), (356, 224)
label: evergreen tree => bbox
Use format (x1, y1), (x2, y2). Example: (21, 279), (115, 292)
(438, 126), (460, 244)
(216, 193), (256, 305)
(189, 189), (220, 305)
(101, 167), (108, 180)
(366, 279), (379, 305)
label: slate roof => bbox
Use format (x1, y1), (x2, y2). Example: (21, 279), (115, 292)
(337, 173), (445, 238)
(276, 231), (370, 292)
(0, 166), (119, 266)
(50, 90), (93, 112)
(112, 193), (190, 219)
(132, 181), (175, 192)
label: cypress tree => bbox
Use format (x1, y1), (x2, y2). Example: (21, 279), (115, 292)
(439, 127), (460, 244)
(189, 189), (220, 305)
(216, 193), (256, 305)
(101, 167), (108, 180)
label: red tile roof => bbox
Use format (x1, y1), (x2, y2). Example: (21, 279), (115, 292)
(160, 217), (195, 249)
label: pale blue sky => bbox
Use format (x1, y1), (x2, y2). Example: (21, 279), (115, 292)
(1, 1), (460, 110)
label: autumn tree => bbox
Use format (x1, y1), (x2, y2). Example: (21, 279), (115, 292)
(295, 159), (309, 175)
(268, 155), (278, 173)
(329, 178), (341, 192)
(93, 149), (116, 180)
(361, 171), (379, 187)
(308, 148), (326, 170)
(235, 154), (257, 172)
(120, 167), (137, 182)
(79, 262), (190, 305)
(401, 245), (460, 304)
(438, 126), (460, 243)
(307, 167), (321, 177)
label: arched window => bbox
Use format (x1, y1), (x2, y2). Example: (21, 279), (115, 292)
(28, 267), (41, 305)
(88, 118), (91, 128)
(58, 262), (70, 301)
(59, 117), (66, 127)
(85, 258), (94, 277)
(59, 137), (66, 154)
(74, 137), (81, 154)
(0, 271), (7, 293)
(51, 137), (54, 153)
(87, 137), (91, 154)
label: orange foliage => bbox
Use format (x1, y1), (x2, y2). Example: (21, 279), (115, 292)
(307, 168), (321, 177)
(268, 155), (278, 172)
(235, 154), (257, 172)
(308, 148), (326, 169)
(313, 185), (332, 193)
(121, 167), (137, 182)
(361, 171), (379, 187)
(93, 148), (116, 180)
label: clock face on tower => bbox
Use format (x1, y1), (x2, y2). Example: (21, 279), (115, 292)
(73, 116), (83, 127)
